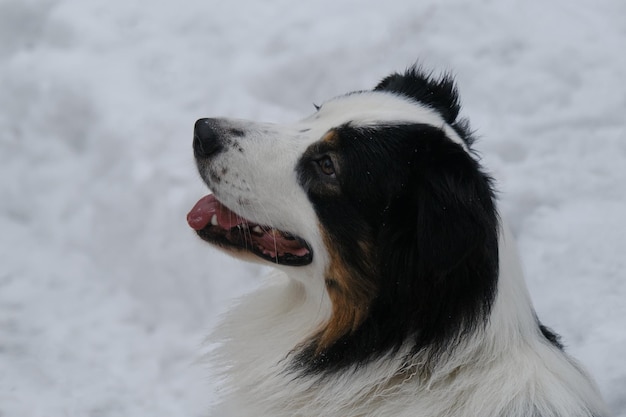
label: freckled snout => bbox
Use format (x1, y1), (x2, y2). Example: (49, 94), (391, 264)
(193, 118), (224, 159)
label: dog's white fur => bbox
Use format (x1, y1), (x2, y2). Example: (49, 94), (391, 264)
(199, 91), (607, 417)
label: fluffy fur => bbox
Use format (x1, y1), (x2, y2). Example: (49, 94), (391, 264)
(187, 67), (608, 417)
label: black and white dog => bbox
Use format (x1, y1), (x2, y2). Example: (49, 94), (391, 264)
(187, 67), (607, 417)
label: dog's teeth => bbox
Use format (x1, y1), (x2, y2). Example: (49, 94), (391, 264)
(210, 214), (218, 226)
(252, 226), (263, 234)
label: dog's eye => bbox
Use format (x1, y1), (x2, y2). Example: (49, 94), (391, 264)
(317, 156), (336, 177)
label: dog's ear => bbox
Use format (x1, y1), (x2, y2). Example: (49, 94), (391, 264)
(374, 66), (461, 125)
(374, 128), (499, 356)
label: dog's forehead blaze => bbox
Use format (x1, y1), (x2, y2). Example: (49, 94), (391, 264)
(314, 226), (377, 353)
(308, 91), (469, 152)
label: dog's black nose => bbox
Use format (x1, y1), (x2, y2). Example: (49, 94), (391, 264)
(194, 118), (224, 159)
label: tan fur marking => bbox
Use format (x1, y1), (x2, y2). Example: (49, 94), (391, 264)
(316, 229), (377, 353)
(321, 129), (338, 143)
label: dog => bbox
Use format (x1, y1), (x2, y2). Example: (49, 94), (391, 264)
(187, 67), (608, 417)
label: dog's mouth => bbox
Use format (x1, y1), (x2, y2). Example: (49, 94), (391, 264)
(187, 194), (313, 266)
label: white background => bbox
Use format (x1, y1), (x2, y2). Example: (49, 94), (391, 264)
(1, 0), (624, 415)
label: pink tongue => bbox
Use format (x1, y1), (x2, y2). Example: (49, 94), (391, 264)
(256, 232), (310, 257)
(187, 194), (244, 230)
(187, 194), (310, 258)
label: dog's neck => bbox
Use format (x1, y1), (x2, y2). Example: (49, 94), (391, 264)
(207, 223), (605, 417)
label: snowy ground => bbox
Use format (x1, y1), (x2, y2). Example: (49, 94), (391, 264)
(1, 0), (624, 415)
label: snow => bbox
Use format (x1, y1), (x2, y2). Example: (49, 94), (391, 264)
(0, 0), (624, 415)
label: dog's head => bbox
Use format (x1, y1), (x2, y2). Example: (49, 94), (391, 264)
(188, 67), (499, 371)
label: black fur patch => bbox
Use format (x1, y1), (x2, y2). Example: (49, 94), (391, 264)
(539, 323), (564, 350)
(296, 120), (499, 374)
